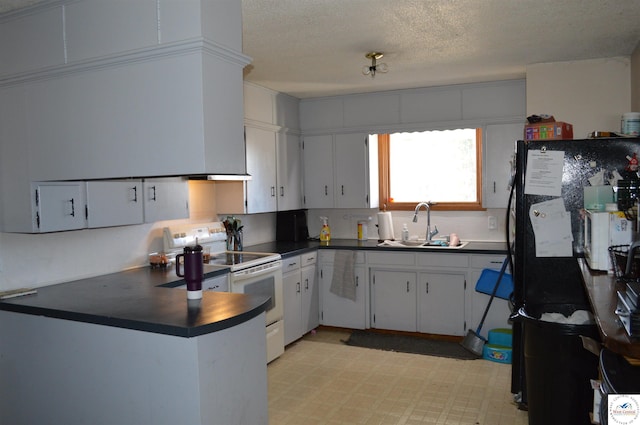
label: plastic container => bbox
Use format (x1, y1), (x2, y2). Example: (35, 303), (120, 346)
(621, 112), (640, 136)
(401, 224), (409, 242)
(483, 344), (512, 364)
(519, 305), (599, 425)
(488, 328), (513, 347)
(357, 221), (368, 240)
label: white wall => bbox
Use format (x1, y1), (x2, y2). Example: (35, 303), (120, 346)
(306, 208), (508, 243)
(526, 57), (631, 137)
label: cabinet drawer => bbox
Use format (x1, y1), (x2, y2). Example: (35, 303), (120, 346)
(469, 255), (507, 270)
(301, 251), (317, 267)
(416, 253), (469, 268)
(282, 255), (301, 274)
(367, 251), (415, 266)
(319, 249), (365, 264)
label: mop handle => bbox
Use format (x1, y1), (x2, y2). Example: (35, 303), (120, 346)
(475, 257), (510, 334)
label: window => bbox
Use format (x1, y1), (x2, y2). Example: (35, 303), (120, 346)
(379, 128), (483, 211)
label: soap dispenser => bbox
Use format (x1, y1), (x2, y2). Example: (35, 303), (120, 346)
(401, 224), (409, 242)
(319, 216), (331, 243)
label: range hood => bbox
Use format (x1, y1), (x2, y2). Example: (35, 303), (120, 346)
(189, 174), (252, 181)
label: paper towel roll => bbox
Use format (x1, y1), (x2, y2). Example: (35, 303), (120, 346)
(377, 212), (395, 240)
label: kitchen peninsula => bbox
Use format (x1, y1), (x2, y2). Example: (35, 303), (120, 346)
(0, 267), (270, 425)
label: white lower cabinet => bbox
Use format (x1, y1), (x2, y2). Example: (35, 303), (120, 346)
(467, 255), (512, 337)
(418, 271), (466, 336)
(283, 252), (319, 345)
(314, 249), (507, 338)
(318, 250), (367, 329)
(371, 270), (417, 332)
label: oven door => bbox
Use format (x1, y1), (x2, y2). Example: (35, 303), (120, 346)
(230, 260), (283, 326)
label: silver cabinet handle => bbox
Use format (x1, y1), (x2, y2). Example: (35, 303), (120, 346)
(406, 281), (410, 293)
(130, 186), (138, 202)
(426, 282), (429, 293)
(324, 185), (328, 195)
(150, 185), (157, 201)
(296, 281), (301, 293)
(305, 278), (309, 290)
(68, 198), (75, 217)
(280, 186), (284, 197)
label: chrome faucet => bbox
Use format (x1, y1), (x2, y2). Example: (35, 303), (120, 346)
(413, 201), (438, 242)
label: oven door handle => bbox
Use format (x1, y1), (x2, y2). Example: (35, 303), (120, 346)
(233, 262), (282, 280)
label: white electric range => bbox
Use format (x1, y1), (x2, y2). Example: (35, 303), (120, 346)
(163, 222), (284, 363)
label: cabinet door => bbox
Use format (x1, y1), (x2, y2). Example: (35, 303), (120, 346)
(143, 178), (189, 223)
(418, 272), (466, 336)
(483, 123), (521, 208)
(86, 180), (143, 228)
(319, 264), (366, 329)
(302, 135), (334, 208)
(33, 182), (87, 232)
(301, 264), (319, 334)
(371, 270), (417, 332)
(335, 133), (371, 208)
(468, 268), (511, 338)
(283, 269), (302, 346)
(246, 126), (278, 213)
(276, 132), (302, 211)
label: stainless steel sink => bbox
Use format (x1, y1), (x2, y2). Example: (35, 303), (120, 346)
(377, 240), (469, 249)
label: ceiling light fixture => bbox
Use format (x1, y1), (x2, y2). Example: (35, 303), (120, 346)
(362, 52), (388, 78)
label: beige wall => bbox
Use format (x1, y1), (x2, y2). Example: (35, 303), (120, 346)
(526, 57), (631, 138)
(631, 43), (640, 112)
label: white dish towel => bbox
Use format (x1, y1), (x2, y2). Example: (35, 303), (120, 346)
(330, 250), (358, 301)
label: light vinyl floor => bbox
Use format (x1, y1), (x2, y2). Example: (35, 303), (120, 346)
(268, 329), (528, 425)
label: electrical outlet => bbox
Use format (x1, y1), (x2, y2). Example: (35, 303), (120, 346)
(488, 216), (497, 230)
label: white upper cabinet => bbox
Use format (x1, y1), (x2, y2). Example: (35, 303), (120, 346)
(303, 133), (378, 209)
(246, 126), (278, 213)
(483, 123), (522, 208)
(32, 182), (87, 233)
(276, 132), (303, 211)
(216, 83), (302, 214)
(142, 178), (189, 223)
(335, 133), (378, 208)
(302, 135), (334, 209)
(86, 180), (144, 228)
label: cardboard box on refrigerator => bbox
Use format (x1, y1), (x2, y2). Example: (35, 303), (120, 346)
(524, 121), (574, 140)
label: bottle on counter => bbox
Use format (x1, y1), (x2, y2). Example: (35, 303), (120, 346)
(319, 216), (331, 242)
(401, 224), (409, 242)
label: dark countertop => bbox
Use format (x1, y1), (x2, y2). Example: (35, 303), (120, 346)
(0, 265), (269, 338)
(0, 238), (506, 339)
(246, 239), (508, 257)
(578, 258), (640, 359)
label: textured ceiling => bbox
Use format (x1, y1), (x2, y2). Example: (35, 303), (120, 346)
(2, 0), (640, 99)
(242, 0), (640, 98)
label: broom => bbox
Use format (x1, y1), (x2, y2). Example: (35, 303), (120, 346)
(460, 256), (510, 357)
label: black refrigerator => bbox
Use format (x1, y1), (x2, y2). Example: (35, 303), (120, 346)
(511, 137), (640, 424)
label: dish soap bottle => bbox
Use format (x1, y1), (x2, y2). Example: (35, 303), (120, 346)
(401, 224), (409, 242)
(319, 216), (331, 243)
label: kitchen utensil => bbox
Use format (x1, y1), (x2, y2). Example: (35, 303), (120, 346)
(460, 256), (510, 357)
(176, 244), (204, 299)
